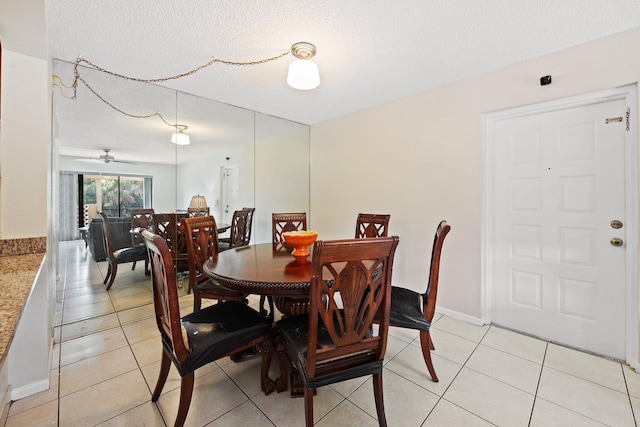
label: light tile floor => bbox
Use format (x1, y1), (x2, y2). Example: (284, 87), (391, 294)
(5, 240), (640, 426)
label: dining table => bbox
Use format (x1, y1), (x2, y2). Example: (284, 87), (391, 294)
(203, 243), (319, 396)
(203, 243), (313, 297)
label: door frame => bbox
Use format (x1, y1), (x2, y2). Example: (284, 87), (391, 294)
(482, 84), (638, 367)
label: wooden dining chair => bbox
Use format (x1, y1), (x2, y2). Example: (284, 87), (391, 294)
(99, 212), (149, 290)
(153, 213), (190, 273)
(374, 220), (450, 382)
(130, 208), (154, 271)
(272, 212), (307, 252)
(355, 213), (390, 238)
(141, 229), (272, 427)
(220, 207), (255, 247)
(187, 206), (210, 217)
(218, 208), (251, 251)
(183, 216), (247, 311)
(276, 236), (399, 427)
(242, 207), (255, 245)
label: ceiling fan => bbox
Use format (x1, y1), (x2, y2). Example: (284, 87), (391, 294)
(74, 149), (137, 164)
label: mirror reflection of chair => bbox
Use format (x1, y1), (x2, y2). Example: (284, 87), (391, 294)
(355, 213), (390, 238)
(272, 212), (307, 253)
(141, 229), (272, 427)
(130, 208), (155, 235)
(130, 208), (154, 272)
(242, 207), (255, 245)
(99, 212), (149, 290)
(183, 216), (248, 311)
(375, 220), (450, 383)
(187, 206), (210, 217)
(276, 236), (400, 427)
(187, 195), (209, 217)
(153, 213), (190, 273)
(218, 208), (251, 251)
(219, 207), (255, 247)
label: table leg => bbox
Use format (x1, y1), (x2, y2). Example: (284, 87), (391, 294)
(259, 326), (288, 395)
(260, 339), (277, 395)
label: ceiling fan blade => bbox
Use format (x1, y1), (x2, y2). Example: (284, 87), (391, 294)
(73, 158), (137, 165)
(74, 158), (106, 164)
(73, 149), (137, 165)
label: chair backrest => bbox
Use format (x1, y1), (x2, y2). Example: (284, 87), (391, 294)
(98, 212), (116, 262)
(272, 212), (307, 252)
(242, 207), (256, 245)
(153, 213), (189, 257)
(183, 216), (219, 288)
(141, 230), (190, 363)
(306, 236), (399, 380)
(130, 208), (155, 245)
(187, 207), (210, 217)
(227, 209), (251, 249)
(423, 220), (451, 321)
(355, 213), (390, 238)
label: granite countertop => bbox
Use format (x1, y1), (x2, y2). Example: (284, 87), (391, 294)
(0, 253), (45, 364)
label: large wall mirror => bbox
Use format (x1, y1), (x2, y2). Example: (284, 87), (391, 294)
(53, 58), (309, 255)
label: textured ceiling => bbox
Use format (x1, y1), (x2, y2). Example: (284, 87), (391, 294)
(46, 0), (640, 126)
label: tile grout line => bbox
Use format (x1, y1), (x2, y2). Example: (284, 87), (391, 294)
(621, 364), (638, 427)
(420, 323), (493, 425)
(527, 342), (548, 426)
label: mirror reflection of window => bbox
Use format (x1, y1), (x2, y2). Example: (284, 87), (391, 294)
(82, 174), (149, 219)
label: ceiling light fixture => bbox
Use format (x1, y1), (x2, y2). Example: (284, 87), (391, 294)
(171, 125), (190, 145)
(287, 42), (320, 90)
(59, 42), (319, 138)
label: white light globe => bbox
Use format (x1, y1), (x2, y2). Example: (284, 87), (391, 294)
(287, 59), (320, 90)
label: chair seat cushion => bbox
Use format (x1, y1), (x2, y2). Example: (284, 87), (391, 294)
(176, 301), (271, 375)
(194, 279), (246, 298)
(277, 314), (380, 389)
(385, 286), (431, 332)
(113, 244), (148, 263)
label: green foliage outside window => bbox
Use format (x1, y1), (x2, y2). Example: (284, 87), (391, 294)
(83, 175), (144, 217)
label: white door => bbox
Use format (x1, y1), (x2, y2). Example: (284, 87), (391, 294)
(488, 97), (628, 359)
(220, 166), (239, 225)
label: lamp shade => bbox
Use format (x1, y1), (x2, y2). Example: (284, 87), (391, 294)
(287, 59), (320, 90)
(189, 195), (208, 209)
(171, 131), (190, 145)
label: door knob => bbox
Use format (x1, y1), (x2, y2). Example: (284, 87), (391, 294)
(610, 238), (624, 247)
(611, 220), (623, 229)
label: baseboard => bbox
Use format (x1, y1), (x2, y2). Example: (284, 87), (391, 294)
(435, 307), (485, 326)
(10, 379), (49, 401)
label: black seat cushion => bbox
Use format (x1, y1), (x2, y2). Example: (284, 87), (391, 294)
(277, 314), (380, 389)
(382, 286), (432, 332)
(113, 244), (148, 263)
(174, 301), (271, 375)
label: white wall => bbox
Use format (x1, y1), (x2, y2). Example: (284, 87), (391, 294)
(0, 49), (49, 238)
(310, 27), (640, 320)
(0, 45), (52, 403)
(58, 156), (178, 213)
(8, 257), (49, 400)
(255, 126), (310, 244)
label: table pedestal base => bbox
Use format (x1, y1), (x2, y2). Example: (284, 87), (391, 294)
(273, 296), (309, 317)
